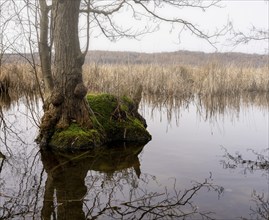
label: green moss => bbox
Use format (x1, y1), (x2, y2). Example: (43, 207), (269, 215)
(121, 95), (137, 112)
(87, 93), (151, 143)
(50, 123), (103, 150)
(87, 93), (117, 131)
(50, 93), (151, 150)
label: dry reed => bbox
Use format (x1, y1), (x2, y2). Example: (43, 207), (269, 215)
(1, 61), (268, 123)
(82, 62), (269, 121)
(82, 62), (269, 99)
(0, 63), (42, 101)
(1, 61), (268, 103)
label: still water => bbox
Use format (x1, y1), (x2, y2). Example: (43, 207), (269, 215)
(0, 95), (268, 219)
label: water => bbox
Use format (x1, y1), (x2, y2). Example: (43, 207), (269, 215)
(141, 96), (268, 219)
(0, 95), (268, 219)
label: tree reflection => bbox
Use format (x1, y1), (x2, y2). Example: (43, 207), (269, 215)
(1, 94), (230, 219)
(40, 144), (223, 219)
(0, 147), (44, 219)
(40, 143), (143, 220)
(0, 150), (5, 173)
(221, 147), (269, 174)
(0, 93), (12, 155)
(41, 150), (87, 220)
(221, 147), (269, 220)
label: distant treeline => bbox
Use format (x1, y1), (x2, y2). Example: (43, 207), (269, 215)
(1, 50), (268, 67)
(85, 50), (268, 67)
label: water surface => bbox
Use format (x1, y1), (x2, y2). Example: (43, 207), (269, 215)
(0, 95), (268, 219)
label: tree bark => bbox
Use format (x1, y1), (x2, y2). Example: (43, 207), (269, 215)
(39, 0), (91, 147)
(39, 0), (54, 97)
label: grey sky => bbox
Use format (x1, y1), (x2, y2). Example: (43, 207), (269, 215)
(88, 1), (269, 54)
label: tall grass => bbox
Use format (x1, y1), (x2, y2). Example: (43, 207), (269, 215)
(0, 63), (41, 100)
(82, 63), (269, 99)
(82, 63), (269, 121)
(1, 61), (268, 122)
(1, 61), (268, 102)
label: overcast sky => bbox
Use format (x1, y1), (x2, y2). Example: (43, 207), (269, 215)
(87, 1), (268, 54)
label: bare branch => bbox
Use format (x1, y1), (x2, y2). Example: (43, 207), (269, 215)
(80, 0), (126, 15)
(81, 0), (229, 49)
(231, 26), (269, 45)
(131, 0), (229, 47)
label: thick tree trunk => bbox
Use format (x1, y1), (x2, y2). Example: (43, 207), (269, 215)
(38, 0), (151, 149)
(39, 0), (91, 147)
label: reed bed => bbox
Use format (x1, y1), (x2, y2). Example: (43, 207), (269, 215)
(0, 63), (42, 101)
(82, 63), (269, 121)
(1, 61), (268, 122)
(1, 61), (268, 103)
(82, 63), (269, 98)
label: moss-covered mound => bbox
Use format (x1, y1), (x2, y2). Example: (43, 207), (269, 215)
(87, 93), (151, 142)
(49, 93), (151, 150)
(50, 123), (104, 150)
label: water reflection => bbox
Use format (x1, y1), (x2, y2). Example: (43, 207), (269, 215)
(40, 143), (143, 219)
(220, 147), (269, 220)
(0, 137), (235, 218)
(0, 94), (11, 110)
(0, 93), (268, 219)
(0, 151), (5, 173)
(0, 147), (43, 219)
(221, 147), (269, 175)
(142, 93), (269, 125)
(39, 144), (222, 219)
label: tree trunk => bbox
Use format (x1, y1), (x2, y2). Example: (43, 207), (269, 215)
(38, 0), (151, 149)
(39, 0), (54, 98)
(39, 0), (91, 147)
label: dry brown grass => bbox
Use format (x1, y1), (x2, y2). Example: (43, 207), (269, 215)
(82, 62), (269, 121)
(1, 61), (268, 104)
(0, 63), (42, 101)
(1, 61), (268, 122)
(82, 62), (269, 99)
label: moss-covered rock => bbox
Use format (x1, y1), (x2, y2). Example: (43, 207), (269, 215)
(87, 93), (151, 143)
(49, 93), (151, 150)
(50, 123), (104, 150)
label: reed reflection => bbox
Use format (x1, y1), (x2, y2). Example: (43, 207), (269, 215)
(142, 93), (269, 124)
(0, 93), (11, 110)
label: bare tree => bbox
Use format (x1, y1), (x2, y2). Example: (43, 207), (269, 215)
(1, 0), (228, 147)
(39, 0), (229, 147)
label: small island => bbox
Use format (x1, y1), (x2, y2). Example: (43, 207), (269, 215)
(49, 93), (151, 150)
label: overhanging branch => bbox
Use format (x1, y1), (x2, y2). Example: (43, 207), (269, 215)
(80, 0), (126, 15)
